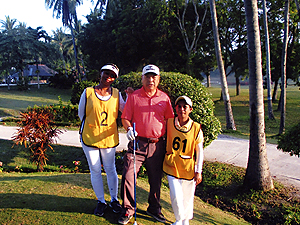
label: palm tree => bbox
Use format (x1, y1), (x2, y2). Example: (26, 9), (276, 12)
(0, 16), (18, 89)
(45, 0), (82, 79)
(0, 16), (17, 31)
(262, 0), (275, 120)
(279, 0), (290, 134)
(243, 0), (273, 191)
(52, 28), (74, 70)
(209, 0), (236, 130)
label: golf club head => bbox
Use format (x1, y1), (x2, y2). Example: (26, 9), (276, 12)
(133, 221), (138, 225)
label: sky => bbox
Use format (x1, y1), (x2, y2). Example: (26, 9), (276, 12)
(0, 0), (95, 35)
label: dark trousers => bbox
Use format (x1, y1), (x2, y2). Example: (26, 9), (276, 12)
(120, 138), (166, 216)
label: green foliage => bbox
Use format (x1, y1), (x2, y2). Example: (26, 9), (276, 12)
(113, 72), (221, 147)
(277, 122), (300, 157)
(48, 69), (76, 89)
(26, 97), (80, 126)
(12, 108), (62, 172)
(16, 75), (30, 91)
(196, 161), (300, 225)
(70, 80), (97, 105)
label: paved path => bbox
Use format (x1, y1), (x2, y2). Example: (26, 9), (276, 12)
(1, 125), (300, 194)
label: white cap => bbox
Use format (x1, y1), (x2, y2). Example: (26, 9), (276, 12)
(101, 64), (119, 77)
(142, 64), (160, 76)
(175, 96), (193, 107)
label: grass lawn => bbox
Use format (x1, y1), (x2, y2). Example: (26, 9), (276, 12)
(0, 172), (248, 225)
(0, 85), (72, 118)
(208, 85), (300, 143)
(0, 84), (300, 224)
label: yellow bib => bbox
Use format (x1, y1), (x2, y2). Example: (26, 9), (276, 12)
(81, 87), (119, 148)
(163, 118), (201, 180)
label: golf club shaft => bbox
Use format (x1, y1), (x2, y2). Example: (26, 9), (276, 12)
(133, 123), (137, 223)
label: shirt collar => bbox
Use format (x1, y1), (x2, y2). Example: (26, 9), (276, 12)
(141, 87), (161, 97)
(175, 117), (193, 131)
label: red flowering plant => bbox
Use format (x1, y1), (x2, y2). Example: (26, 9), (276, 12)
(12, 108), (63, 172)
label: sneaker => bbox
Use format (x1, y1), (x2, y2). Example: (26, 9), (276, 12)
(94, 201), (107, 217)
(118, 213), (133, 224)
(109, 199), (122, 213)
(146, 210), (166, 223)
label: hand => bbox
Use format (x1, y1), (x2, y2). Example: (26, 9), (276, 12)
(126, 127), (138, 141)
(194, 172), (202, 186)
(125, 87), (134, 94)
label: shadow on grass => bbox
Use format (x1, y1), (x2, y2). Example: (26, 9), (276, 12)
(0, 139), (89, 172)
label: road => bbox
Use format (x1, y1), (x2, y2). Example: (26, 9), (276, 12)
(1, 125), (299, 195)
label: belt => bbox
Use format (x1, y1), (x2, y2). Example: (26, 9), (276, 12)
(136, 136), (163, 143)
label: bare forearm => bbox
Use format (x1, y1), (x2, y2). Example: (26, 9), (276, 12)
(122, 119), (132, 131)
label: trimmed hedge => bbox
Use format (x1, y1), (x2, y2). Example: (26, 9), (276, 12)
(70, 72), (221, 147)
(70, 80), (97, 105)
(277, 123), (300, 157)
(113, 72), (221, 147)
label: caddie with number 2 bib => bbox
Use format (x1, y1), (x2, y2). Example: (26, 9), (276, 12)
(78, 64), (133, 218)
(163, 95), (204, 225)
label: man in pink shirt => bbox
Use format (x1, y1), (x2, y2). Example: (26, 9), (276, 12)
(118, 65), (174, 224)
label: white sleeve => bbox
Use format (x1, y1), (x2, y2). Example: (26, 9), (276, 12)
(78, 89), (86, 121)
(119, 92), (126, 112)
(195, 141), (204, 174)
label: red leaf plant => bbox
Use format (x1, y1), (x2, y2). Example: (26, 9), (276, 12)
(12, 108), (63, 172)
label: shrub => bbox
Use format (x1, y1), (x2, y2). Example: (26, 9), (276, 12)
(17, 75), (30, 90)
(277, 123), (300, 157)
(70, 80), (97, 105)
(26, 97), (80, 126)
(48, 69), (76, 89)
(12, 108), (63, 172)
(113, 72), (221, 147)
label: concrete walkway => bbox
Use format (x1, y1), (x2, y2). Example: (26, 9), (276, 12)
(1, 125), (300, 193)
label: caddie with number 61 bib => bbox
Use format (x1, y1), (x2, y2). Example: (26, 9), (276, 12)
(78, 63), (133, 218)
(163, 95), (204, 225)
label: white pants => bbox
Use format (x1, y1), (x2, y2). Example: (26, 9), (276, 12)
(82, 143), (119, 203)
(168, 175), (196, 225)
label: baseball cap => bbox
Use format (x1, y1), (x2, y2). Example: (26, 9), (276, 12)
(175, 96), (193, 107)
(101, 64), (119, 77)
(142, 64), (160, 76)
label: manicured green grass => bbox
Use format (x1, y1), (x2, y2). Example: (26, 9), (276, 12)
(0, 85), (72, 118)
(208, 85), (300, 142)
(0, 140), (249, 225)
(1, 84), (299, 143)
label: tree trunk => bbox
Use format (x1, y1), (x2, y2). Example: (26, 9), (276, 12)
(272, 79), (278, 102)
(70, 24), (81, 81)
(279, 0), (289, 134)
(262, 0), (274, 120)
(243, 0), (273, 191)
(235, 73), (240, 96)
(206, 72), (211, 87)
(209, 0), (236, 130)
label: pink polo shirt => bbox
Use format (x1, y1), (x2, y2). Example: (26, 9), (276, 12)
(121, 87), (174, 138)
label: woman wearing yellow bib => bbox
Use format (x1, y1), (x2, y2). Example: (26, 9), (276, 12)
(163, 96), (204, 225)
(78, 64), (130, 217)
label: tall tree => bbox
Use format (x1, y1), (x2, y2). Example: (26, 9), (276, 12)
(243, 0), (273, 191)
(0, 16), (17, 31)
(279, 0), (290, 134)
(167, 0), (208, 75)
(0, 16), (18, 89)
(45, 0), (82, 79)
(209, 0), (236, 130)
(262, 0), (275, 120)
(295, 0), (300, 16)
